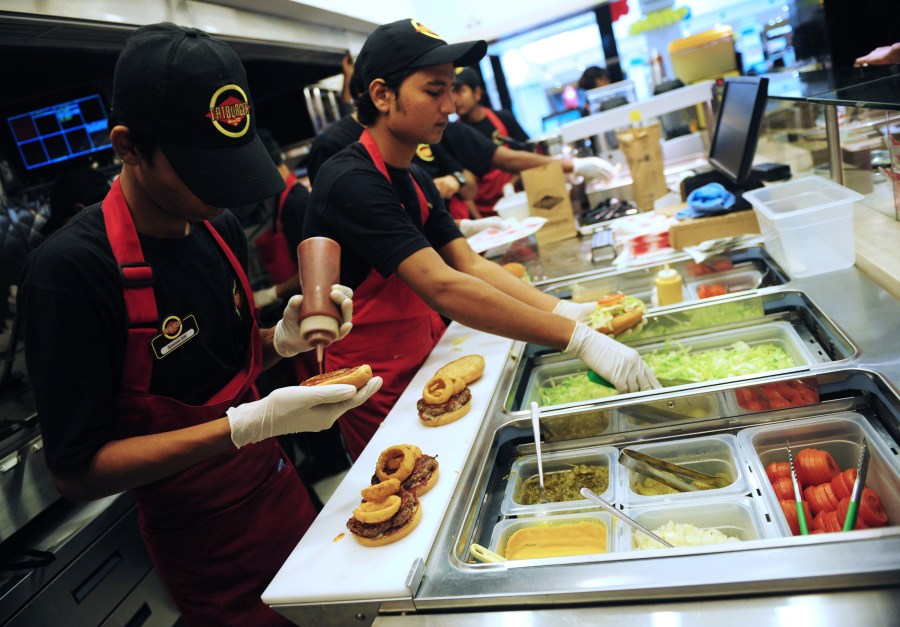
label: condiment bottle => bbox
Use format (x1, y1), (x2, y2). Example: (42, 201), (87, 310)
(655, 264), (683, 306)
(297, 237), (341, 371)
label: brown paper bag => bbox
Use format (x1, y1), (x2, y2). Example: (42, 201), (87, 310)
(520, 161), (577, 246)
(616, 123), (669, 212)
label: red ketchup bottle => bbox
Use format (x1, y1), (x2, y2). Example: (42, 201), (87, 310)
(297, 237), (341, 372)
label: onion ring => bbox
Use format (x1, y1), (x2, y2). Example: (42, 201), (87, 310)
(399, 444), (423, 458)
(353, 495), (401, 523)
(362, 478), (400, 502)
(423, 375), (466, 405)
(376, 446), (417, 482)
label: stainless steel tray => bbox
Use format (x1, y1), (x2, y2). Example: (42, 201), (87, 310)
(522, 321), (823, 411)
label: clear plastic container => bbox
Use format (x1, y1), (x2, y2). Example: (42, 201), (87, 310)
(736, 411), (900, 537)
(619, 434), (749, 507)
(743, 177), (862, 277)
(685, 269), (763, 300)
(523, 321), (821, 410)
(619, 497), (775, 552)
(489, 510), (615, 564)
(501, 446), (618, 517)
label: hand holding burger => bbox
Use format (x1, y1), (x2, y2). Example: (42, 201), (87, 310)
(585, 293), (647, 337)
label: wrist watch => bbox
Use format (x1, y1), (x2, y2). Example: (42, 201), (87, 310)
(451, 171), (467, 188)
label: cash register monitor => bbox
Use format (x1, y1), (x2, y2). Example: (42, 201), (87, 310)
(4, 92), (112, 179)
(707, 76), (769, 187)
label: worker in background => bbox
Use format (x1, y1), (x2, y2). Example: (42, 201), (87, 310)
(578, 65), (611, 91)
(18, 23), (380, 625)
(451, 66), (529, 217)
(855, 43), (900, 66)
(305, 18), (658, 459)
(252, 128), (309, 309)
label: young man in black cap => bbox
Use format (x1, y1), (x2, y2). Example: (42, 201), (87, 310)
(451, 66), (531, 216)
(18, 23), (380, 626)
(305, 18), (658, 459)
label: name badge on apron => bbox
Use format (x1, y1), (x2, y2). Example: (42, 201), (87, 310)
(150, 314), (200, 360)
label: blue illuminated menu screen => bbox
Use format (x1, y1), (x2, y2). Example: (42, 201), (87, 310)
(7, 94), (111, 171)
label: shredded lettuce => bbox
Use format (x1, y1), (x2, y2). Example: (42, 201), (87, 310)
(643, 341), (795, 381)
(540, 373), (619, 405)
(586, 296), (645, 333)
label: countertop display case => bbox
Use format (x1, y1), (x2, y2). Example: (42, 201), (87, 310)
(264, 244), (900, 626)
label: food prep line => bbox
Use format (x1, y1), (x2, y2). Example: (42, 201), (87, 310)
(264, 250), (900, 626)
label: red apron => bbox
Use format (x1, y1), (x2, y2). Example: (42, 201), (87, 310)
(102, 180), (315, 626)
(255, 172), (300, 284)
(474, 108), (514, 217)
(327, 130), (446, 459)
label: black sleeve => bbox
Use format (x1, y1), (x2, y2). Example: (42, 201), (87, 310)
(430, 142), (464, 177)
(442, 123), (497, 177)
(499, 109), (530, 143)
(280, 184), (311, 254)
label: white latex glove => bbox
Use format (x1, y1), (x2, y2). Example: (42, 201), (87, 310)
(273, 284), (354, 358)
(459, 216), (507, 238)
(572, 157), (616, 184)
(566, 322), (659, 393)
(227, 376), (383, 448)
(553, 299), (598, 323)
(253, 285), (279, 309)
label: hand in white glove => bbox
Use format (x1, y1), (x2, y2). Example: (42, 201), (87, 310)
(253, 285), (279, 309)
(572, 157), (617, 184)
(273, 284), (354, 358)
(566, 322), (659, 393)
(553, 299), (598, 323)
(227, 376), (383, 448)
(459, 216), (507, 238)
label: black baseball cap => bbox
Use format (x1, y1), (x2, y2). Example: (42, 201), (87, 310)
(353, 19), (486, 93)
(111, 23), (284, 207)
(454, 67), (483, 90)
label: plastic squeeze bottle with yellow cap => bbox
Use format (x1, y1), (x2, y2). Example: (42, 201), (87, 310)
(655, 264), (684, 306)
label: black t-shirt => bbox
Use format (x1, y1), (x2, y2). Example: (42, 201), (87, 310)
(466, 108), (530, 146)
(442, 122), (497, 178)
(19, 206), (253, 473)
(411, 142), (465, 181)
(279, 183), (311, 255)
(304, 142), (463, 290)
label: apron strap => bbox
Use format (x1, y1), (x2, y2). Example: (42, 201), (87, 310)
(483, 108), (510, 144)
(360, 129), (430, 224)
(274, 171), (298, 233)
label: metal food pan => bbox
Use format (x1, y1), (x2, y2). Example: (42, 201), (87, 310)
(618, 434), (749, 508)
(619, 497), (776, 552)
(522, 321), (820, 410)
(736, 412), (900, 537)
(501, 446), (618, 517)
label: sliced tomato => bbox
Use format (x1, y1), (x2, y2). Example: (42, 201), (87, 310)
(596, 293), (625, 306)
(821, 510), (842, 533)
(831, 468), (857, 500)
(859, 487), (889, 527)
(821, 483), (840, 511)
(780, 499), (812, 536)
(772, 477), (795, 501)
(711, 258), (734, 272)
(765, 461), (792, 483)
(836, 496), (869, 530)
(796, 449), (840, 486)
(786, 380), (818, 404)
(758, 384), (791, 409)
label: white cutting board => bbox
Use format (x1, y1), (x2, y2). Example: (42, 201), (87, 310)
(263, 322), (515, 605)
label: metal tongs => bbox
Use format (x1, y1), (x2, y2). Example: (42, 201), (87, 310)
(619, 448), (730, 493)
(843, 439), (870, 531)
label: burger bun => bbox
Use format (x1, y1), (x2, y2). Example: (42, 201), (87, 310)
(352, 504), (422, 547)
(301, 364), (372, 389)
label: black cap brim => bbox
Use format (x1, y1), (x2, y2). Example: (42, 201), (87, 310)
(160, 135), (286, 208)
(411, 40), (487, 71)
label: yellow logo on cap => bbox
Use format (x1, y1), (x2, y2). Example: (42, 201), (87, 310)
(411, 20), (445, 42)
(206, 84), (251, 138)
(415, 144), (435, 162)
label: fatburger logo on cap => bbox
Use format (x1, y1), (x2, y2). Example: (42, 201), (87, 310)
(416, 144), (435, 162)
(410, 19), (445, 42)
(205, 84), (251, 138)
